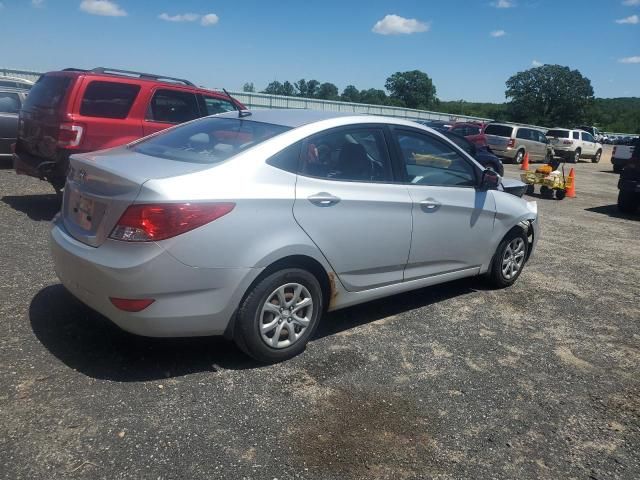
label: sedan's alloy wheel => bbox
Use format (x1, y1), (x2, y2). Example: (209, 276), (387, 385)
(501, 237), (526, 280)
(260, 283), (313, 349)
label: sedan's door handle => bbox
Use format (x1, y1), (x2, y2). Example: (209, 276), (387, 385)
(308, 192), (341, 207)
(419, 198), (441, 212)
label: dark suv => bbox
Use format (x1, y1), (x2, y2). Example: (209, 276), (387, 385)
(14, 67), (245, 193)
(617, 137), (640, 214)
(0, 87), (28, 163)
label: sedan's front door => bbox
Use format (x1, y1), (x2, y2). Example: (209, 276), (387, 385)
(392, 128), (496, 281)
(293, 126), (412, 291)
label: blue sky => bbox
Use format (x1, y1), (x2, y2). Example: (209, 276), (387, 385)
(1, 0), (639, 102)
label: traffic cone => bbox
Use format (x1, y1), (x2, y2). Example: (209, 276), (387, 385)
(566, 168), (576, 198)
(520, 152), (530, 170)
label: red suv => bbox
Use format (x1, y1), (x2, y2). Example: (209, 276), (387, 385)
(448, 122), (488, 147)
(14, 67), (245, 194)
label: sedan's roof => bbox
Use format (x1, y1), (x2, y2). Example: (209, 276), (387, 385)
(215, 109), (361, 128)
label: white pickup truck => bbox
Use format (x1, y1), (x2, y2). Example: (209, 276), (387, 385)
(612, 144), (636, 173)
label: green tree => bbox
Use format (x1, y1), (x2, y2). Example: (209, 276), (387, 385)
(359, 88), (389, 105)
(282, 81), (295, 97)
(385, 70), (437, 109)
(505, 64), (594, 127)
(341, 85), (360, 103)
(263, 81), (284, 95)
(242, 82), (255, 93)
(317, 82), (339, 100)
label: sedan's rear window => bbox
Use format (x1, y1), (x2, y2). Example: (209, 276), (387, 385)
(484, 124), (513, 138)
(22, 75), (71, 110)
(131, 117), (291, 164)
(547, 130), (569, 138)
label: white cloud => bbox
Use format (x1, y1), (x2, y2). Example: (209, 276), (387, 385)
(200, 13), (219, 26)
(80, 0), (126, 17)
(490, 29), (506, 37)
(32, 0), (45, 7)
(159, 12), (200, 22)
(372, 14), (430, 35)
(622, 0), (640, 6)
(491, 0), (514, 8)
(619, 56), (640, 63)
(532, 59), (543, 66)
(158, 12), (219, 26)
(616, 14), (639, 23)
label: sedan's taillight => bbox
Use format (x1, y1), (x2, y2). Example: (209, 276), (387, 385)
(57, 122), (85, 148)
(110, 203), (235, 242)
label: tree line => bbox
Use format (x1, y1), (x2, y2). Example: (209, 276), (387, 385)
(243, 66), (639, 133)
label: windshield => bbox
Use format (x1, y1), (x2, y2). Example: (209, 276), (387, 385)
(131, 117), (291, 164)
(546, 130), (569, 138)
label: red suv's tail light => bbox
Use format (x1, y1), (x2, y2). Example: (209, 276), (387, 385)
(110, 203), (235, 242)
(507, 138), (515, 148)
(57, 122), (85, 148)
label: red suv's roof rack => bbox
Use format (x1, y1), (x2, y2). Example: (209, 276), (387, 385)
(62, 67), (195, 87)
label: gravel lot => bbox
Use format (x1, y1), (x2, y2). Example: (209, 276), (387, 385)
(1, 147), (639, 480)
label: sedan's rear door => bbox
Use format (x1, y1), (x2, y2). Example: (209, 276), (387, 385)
(293, 125), (412, 291)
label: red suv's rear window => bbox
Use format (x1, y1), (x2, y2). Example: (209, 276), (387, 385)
(23, 75), (71, 110)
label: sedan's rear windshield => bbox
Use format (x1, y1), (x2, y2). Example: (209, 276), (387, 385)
(131, 117), (291, 164)
(546, 130), (570, 138)
(22, 75), (71, 110)
(484, 124), (513, 137)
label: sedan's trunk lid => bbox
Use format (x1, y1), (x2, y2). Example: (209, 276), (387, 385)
(62, 147), (212, 247)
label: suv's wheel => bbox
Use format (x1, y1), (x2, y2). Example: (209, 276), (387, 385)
(487, 229), (529, 288)
(514, 150), (524, 164)
(235, 268), (323, 363)
(618, 191), (639, 214)
(572, 149), (581, 163)
(592, 150), (601, 163)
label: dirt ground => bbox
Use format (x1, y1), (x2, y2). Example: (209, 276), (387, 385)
(1, 146), (638, 479)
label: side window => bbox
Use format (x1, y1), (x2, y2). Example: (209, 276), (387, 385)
(451, 126), (467, 136)
(204, 96), (236, 115)
(583, 132), (594, 142)
(0, 92), (21, 114)
(80, 81), (140, 119)
(516, 128), (529, 140)
(573, 131), (580, 140)
(395, 130), (476, 187)
(467, 126), (481, 135)
(147, 89), (201, 124)
(266, 142), (300, 174)
(300, 127), (392, 182)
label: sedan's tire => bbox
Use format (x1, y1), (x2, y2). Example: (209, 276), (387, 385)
(487, 229), (529, 289)
(572, 149), (580, 163)
(235, 268), (323, 363)
(618, 191), (639, 214)
(592, 150), (601, 163)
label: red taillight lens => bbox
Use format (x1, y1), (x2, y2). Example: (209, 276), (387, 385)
(110, 203), (235, 242)
(507, 139), (515, 148)
(110, 297), (155, 312)
(57, 122), (85, 148)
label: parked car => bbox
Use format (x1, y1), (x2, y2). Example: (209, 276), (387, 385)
(0, 87), (28, 162)
(448, 122), (488, 147)
(441, 130), (504, 176)
(576, 125), (604, 143)
(617, 137), (640, 213)
(611, 143), (636, 173)
(546, 128), (603, 163)
(50, 109), (539, 362)
(13, 67), (245, 194)
(484, 123), (553, 164)
(0, 76), (34, 90)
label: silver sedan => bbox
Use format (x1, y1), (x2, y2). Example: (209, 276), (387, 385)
(50, 109), (539, 362)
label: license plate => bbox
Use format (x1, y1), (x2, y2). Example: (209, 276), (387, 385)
(73, 194), (95, 230)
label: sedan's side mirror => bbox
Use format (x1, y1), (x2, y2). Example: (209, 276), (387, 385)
(480, 168), (500, 190)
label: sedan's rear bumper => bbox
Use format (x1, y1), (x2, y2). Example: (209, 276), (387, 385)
(50, 217), (262, 337)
